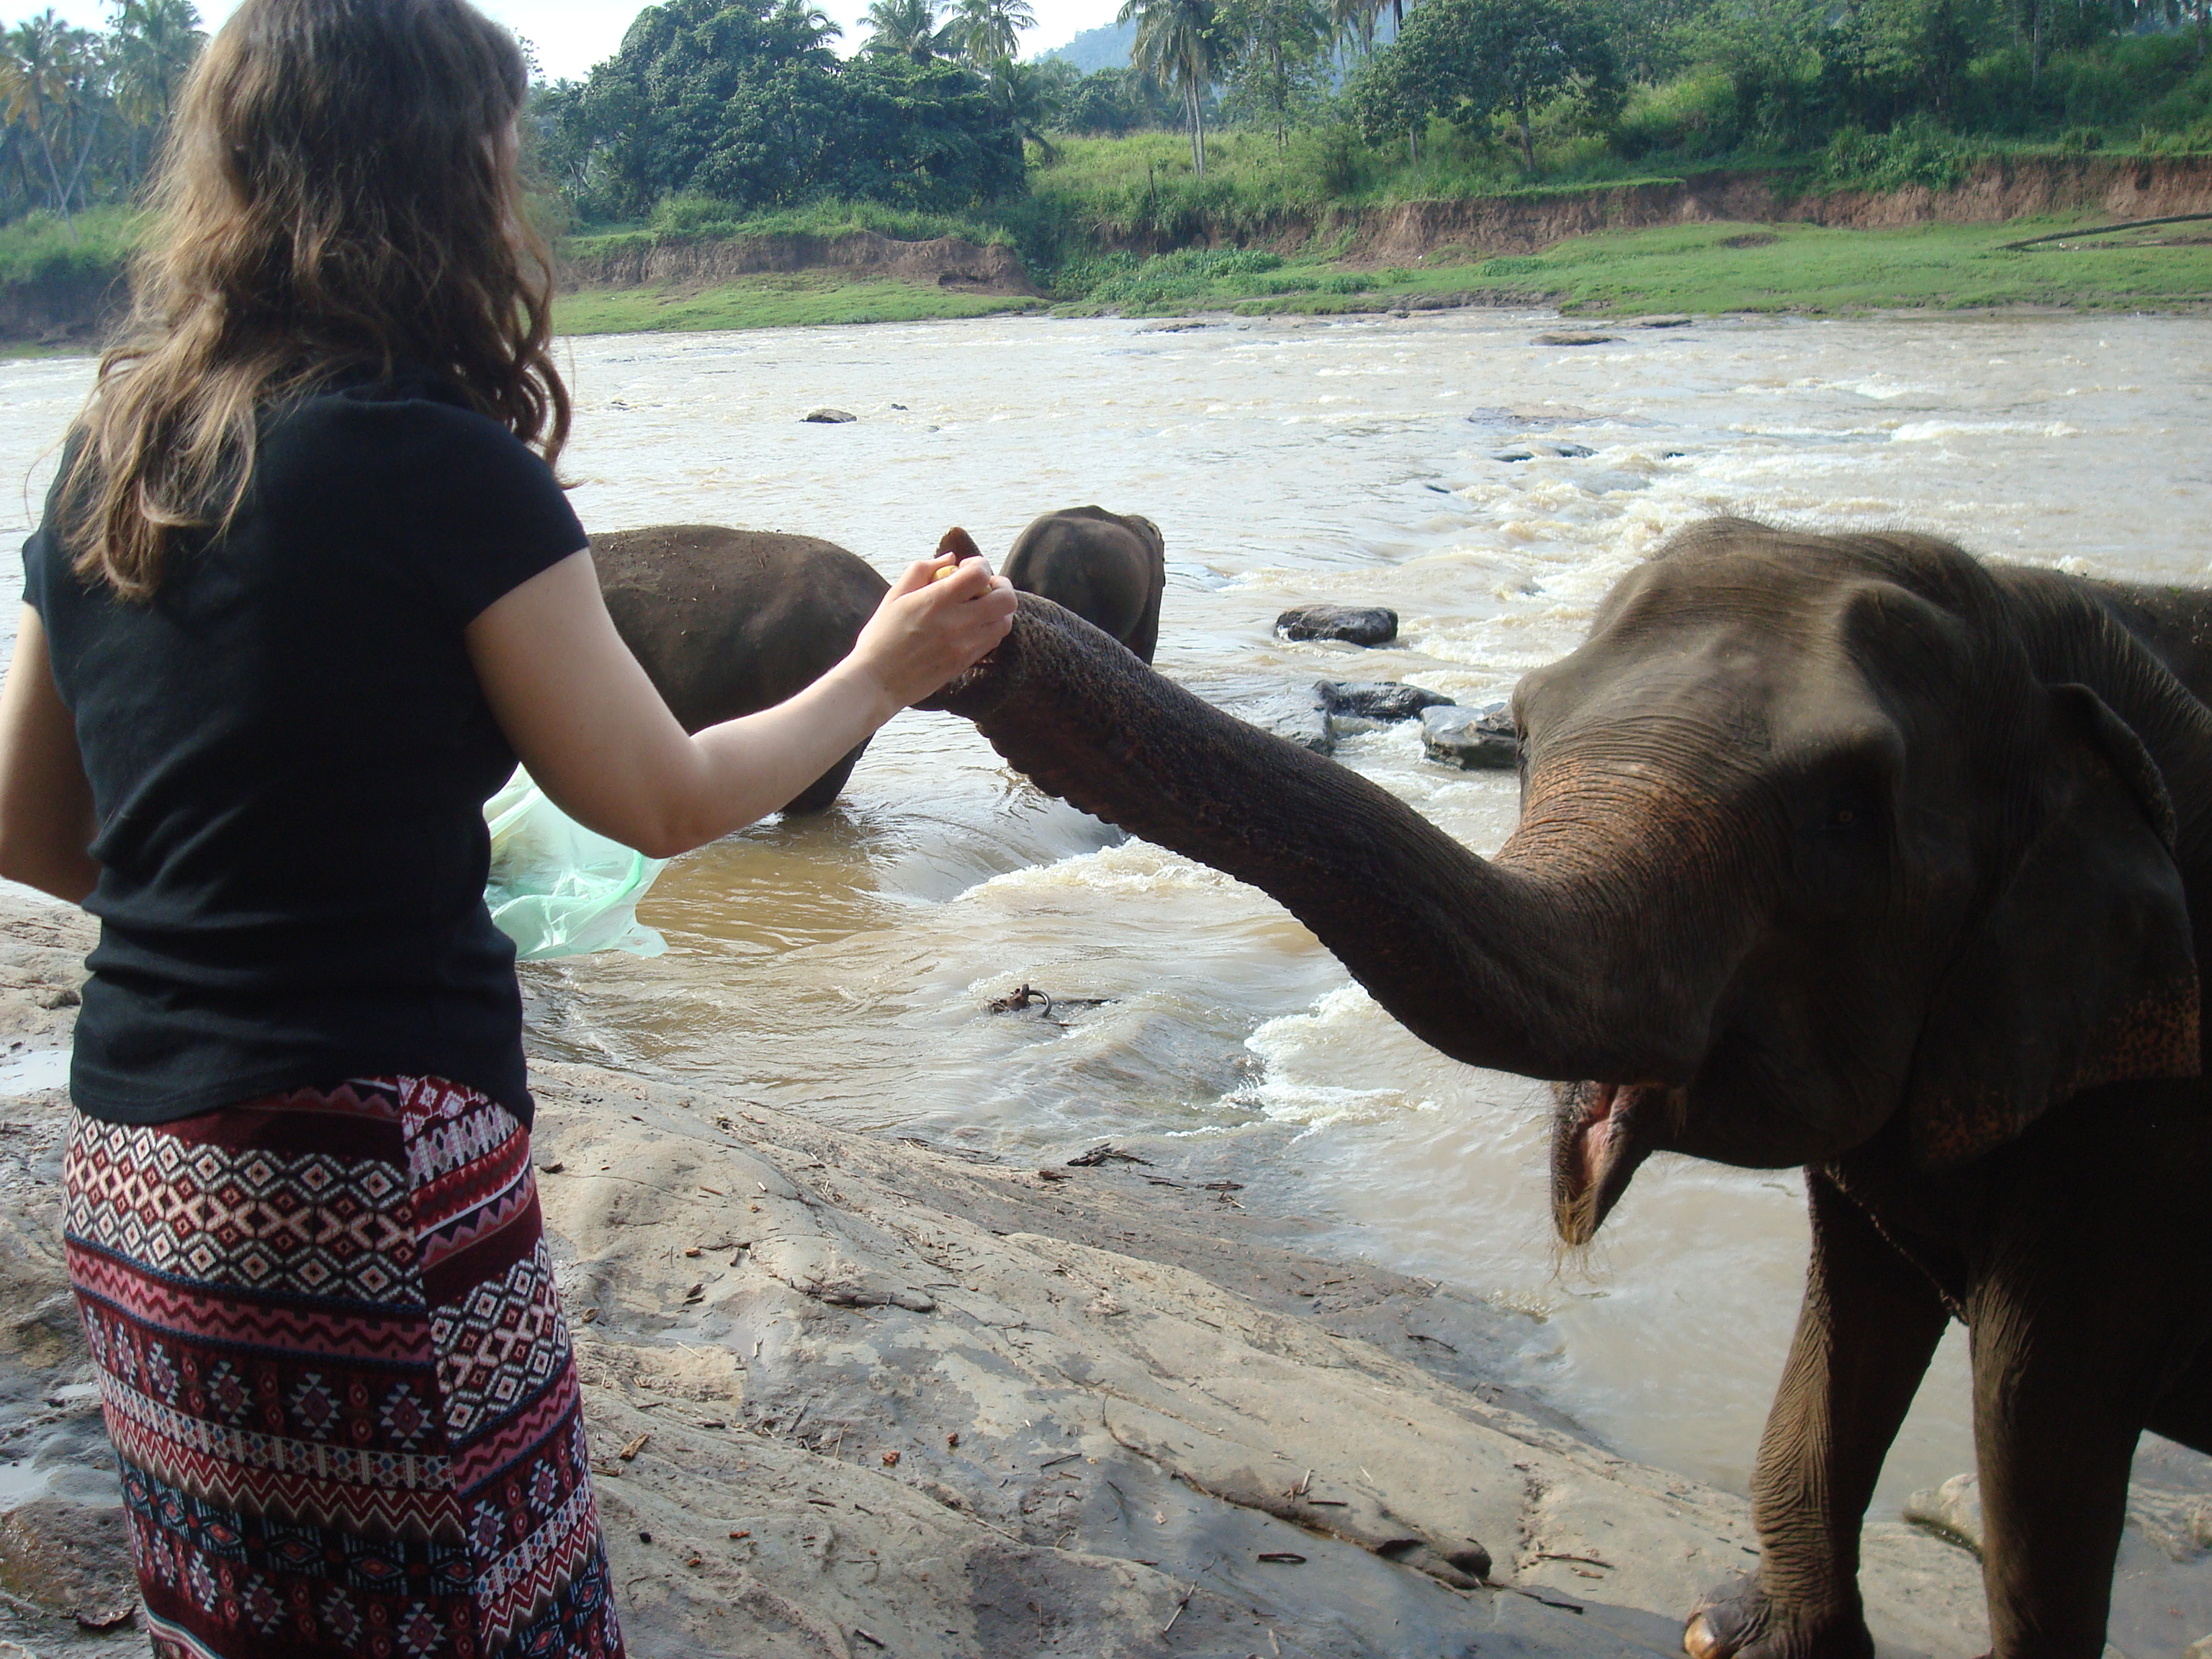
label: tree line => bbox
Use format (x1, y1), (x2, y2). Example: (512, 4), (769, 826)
(532, 0), (2212, 228)
(0, 0), (202, 227)
(2, 0), (2206, 240)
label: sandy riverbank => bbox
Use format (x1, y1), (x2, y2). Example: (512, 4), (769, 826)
(0, 884), (2205, 1656)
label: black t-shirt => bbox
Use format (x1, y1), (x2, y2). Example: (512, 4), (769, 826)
(23, 372), (585, 1125)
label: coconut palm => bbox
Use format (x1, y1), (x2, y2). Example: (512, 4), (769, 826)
(950, 0), (1037, 67)
(0, 11), (104, 217)
(1330, 0), (1377, 54)
(863, 0), (957, 61)
(1118, 0), (1221, 175)
(107, 0), (203, 182)
(994, 55), (1062, 158)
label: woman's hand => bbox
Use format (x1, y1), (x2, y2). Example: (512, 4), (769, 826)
(469, 536), (1017, 861)
(846, 551), (1016, 711)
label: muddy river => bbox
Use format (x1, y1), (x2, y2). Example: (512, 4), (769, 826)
(4, 307), (2208, 1514)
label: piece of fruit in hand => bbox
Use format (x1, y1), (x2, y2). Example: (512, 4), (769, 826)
(932, 526), (982, 580)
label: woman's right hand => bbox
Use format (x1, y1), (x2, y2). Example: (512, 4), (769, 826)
(848, 552), (1017, 711)
(471, 540), (1018, 861)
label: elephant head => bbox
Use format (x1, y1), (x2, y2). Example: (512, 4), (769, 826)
(930, 518), (2200, 1242)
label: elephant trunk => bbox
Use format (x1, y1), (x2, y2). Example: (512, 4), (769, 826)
(927, 598), (1704, 1086)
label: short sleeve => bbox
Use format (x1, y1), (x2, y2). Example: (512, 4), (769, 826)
(22, 521), (54, 621)
(19, 433), (84, 625)
(382, 400), (587, 626)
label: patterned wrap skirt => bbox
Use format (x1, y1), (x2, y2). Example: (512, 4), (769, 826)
(62, 1076), (624, 1659)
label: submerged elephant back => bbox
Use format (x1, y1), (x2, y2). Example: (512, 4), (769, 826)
(592, 525), (891, 734)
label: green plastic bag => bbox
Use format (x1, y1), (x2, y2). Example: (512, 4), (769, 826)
(483, 768), (668, 961)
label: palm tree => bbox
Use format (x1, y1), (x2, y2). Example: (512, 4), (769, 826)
(1330, 0), (1386, 55)
(107, 0), (202, 184)
(994, 55), (1061, 158)
(777, 0), (845, 55)
(863, 0), (957, 61)
(0, 11), (102, 218)
(1118, 0), (1220, 175)
(951, 0), (1037, 67)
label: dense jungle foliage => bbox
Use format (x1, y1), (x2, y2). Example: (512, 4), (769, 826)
(1, 0), (2208, 293)
(531, 0), (2212, 234)
(0, 1), (201, 258)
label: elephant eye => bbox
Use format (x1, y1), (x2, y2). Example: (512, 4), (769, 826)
(1814, 788), (1879, 837)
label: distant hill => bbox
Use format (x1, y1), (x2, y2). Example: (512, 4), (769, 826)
(1035, 18), (1135, 71)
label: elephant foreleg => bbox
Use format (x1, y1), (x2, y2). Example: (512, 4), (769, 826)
(1686, 1169), (1950, 1659)
(779, 737), (871, 815)
(2145, 1333), (2212, 1457)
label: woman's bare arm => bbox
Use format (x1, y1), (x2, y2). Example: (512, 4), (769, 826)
(467, 547), (1015, 858)
(0, 607), (99, 903)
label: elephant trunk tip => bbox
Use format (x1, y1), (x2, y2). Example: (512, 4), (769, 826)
(1550, 1079), (1676, 1246)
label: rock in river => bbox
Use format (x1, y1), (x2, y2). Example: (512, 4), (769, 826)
(1277, 604), (1398, 647)
(1230, 691), (1334, 755)
(802, 408), (857, 424)
(1421, 703), (1519, 769)
(1488, 441), (1596, 463)
(1317, 680), (1454, 723)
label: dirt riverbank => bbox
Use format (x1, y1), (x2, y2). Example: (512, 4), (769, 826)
(1249, 154), (2212, 266)
(559, 229), (1040, 299)
(14, 154), (2212, 345)
(4, 884), (2211, 1654)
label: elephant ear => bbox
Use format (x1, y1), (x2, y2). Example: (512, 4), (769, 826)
(1905, 683), (2200, 1170)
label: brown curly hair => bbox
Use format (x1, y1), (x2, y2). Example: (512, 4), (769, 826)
(63, 0), (570, 597)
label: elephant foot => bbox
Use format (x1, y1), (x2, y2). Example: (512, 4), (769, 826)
(1683, 1574), (1874, 1659)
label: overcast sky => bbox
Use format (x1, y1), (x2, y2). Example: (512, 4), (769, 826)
(30, 0), (1120, 81)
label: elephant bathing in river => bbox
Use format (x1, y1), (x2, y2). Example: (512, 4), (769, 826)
(592, 524), (889, 814)
(927, 516), (2212, 1659)
(1003, 506), (1166, 663)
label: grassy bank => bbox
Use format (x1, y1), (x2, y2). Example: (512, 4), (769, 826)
(1029, 216), (2212, 320)
(547, 214), (2212, 337)
(12, 166), (2211, 346)
(554, 271), (1046, 335)
(0, 205), (141, 287)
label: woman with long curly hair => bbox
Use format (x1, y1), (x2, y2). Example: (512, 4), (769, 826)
(0, 2), (1015, 1654)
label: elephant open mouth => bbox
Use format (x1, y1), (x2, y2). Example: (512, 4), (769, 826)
(1551, 1080), (1676, 1247)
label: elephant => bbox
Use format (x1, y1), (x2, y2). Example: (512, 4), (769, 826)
(926, 516), (2212, 1659)
(592, 524), (889, 814)
(1002, 506), (1166, 663)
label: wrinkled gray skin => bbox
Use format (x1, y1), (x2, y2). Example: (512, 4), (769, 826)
(927, 517), (2212, 1659)
(1002, 506), (1166, 664)
(593, 525), (889, 813)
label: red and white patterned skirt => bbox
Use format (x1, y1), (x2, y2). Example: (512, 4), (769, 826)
(63, 1076), (624, 1659)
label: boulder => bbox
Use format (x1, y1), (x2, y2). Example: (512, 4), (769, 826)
(1625, 313), (1694, 328)
(1421, 703), (1519, 770)
(1230, 692), (1334, 755)
(1489, 442), (1596, 463)
(1276, 604), (1398, 647)
(1317, 680), (1455, 723)
(1532, 331), (1619, 347)
(802, 408), (857, 424)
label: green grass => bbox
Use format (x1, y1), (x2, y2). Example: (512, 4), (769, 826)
(553, 271), (1046, 335)
(553, 215), (2212, 338)
(0, 204), (140, 286)
(1059, 216), (2212, 320)
(1020, 127), (1696, 256)
(567, 194), (1018, 261)
(1346, 217), (2212, 318)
